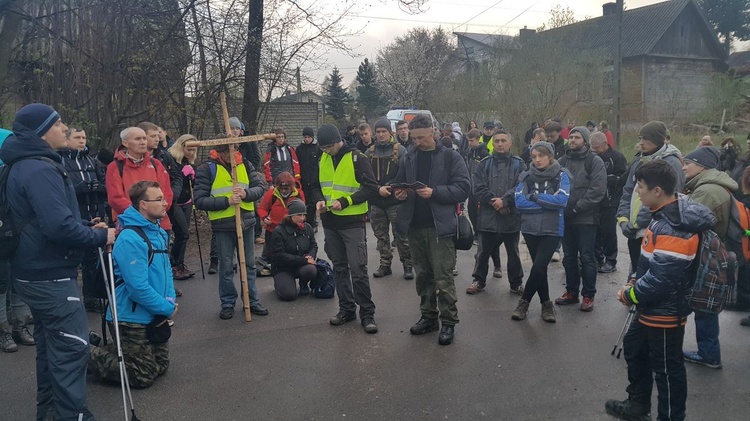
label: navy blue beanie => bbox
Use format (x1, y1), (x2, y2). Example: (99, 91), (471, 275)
(15, 103), (60, 137)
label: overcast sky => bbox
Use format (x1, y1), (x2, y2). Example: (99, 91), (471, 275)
(308, 0), (743, 90)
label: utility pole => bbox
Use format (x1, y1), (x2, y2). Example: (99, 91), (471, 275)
(296, 67), (302, 102)
(613, 0), (623, 149)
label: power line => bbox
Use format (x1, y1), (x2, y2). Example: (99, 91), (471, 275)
(352, 14), (525, 29)
(458, 0), (507, 28)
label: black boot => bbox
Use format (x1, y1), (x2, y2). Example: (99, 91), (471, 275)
(438, 324), (455, 345)
(604, 399), (651, 421)
(403, 266), (414, 280)
(373, 265), (392, 278)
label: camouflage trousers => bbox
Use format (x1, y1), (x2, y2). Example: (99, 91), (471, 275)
(89, 322), (169, 389)
(369, 204), (411, 268)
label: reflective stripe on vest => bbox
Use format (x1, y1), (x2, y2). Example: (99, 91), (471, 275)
(208, 163), (254, 220)
(319, 152), (368, 216)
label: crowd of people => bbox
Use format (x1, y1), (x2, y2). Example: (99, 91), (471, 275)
(2, 102), (750, 421)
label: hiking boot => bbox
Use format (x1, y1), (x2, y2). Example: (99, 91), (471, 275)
(299, 282), (310, 296)
(175, 289), (183, 297)
(172, 265), (190, 281)
(605, 399), (652, 421)
(492, 267), (503, 278)
(541, 300), (556, 323)
(83, 296), (103, 313)
(255, 237), (265, 244)
(403, 266), (414, 280)
(438, 324), (454, 345)
(88, 331), (102, 347)
(580, 296), (594, 312)
(181, 263), (196, 277)
(1, 324), (17, 353)
(509, 284), (524, 295)
(451, 269), (459, 276)
(555, 291), (579, 305)
(208, 258), (218, 274)
(598, 261), (617, 273)
(683, 351), (722, 369)
(410, 317), (439, 335)
(740, 316), (750, 327)
(551, 251), (561, 262)
(373, 265), (392, 278)
(511, 299), (530, 320)
(465, 281), (485, 295)
(259, 267), (272, 277)
(219, 307), (234, 320)
(362, 318), (378, 334)
(250, 303), (269, 316)
(329, 311), (356, 326)
(12, 326), (35, 346)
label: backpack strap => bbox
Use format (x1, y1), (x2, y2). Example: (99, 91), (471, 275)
(392, 142), (399, 162)
(118, 157), (158, 178)
(207, 161), (218, 181)
(121, 226), (155, 266)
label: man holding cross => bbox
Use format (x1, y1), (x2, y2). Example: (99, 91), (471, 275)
(194, 141), (268, 320)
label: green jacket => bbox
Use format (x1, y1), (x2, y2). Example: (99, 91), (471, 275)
(685, 168), (738, 240)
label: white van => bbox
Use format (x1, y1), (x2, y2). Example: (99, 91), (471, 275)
(385, 109), (439, 132)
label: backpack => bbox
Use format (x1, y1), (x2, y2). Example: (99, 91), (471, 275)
(726, 195), (750, 261)
(686, 230), (738, 315)
(313, 258), (335, 299)
(0, 157), (65, 259)
(116, 157), (158, 178)
(113, 226), (169, 312)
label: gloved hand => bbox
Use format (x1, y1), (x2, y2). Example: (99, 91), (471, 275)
(74, 181), (89, 194)
(181, 165), (196, 180)
(619, 221), (637, 238)
(565, 207), (578, 219)
(89, 179), (101, 192)
(527, 191), (539, 202)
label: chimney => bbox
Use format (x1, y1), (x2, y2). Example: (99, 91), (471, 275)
(603, 2), (616, 16)
(519, 26), (536, 42)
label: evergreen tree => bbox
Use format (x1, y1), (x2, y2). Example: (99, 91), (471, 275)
(355, 58), (383, 119)
(698, 0), (750, 53)
(324, 67), (350, 121)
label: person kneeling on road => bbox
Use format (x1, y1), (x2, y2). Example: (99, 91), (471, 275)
(270, 199), (318, 300)
(89, 181), (178, 389)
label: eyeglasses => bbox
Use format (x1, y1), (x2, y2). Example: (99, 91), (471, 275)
(142, 198), (167, 203)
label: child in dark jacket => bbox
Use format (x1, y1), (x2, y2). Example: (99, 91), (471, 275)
(270, 200), (317, 301)
(607, 160), (714, 421)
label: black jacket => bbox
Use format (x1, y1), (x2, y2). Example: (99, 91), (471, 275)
(391, 143), (471, 238)
(473, 153), (526, 233)
(552, 137), (567, 160)
(309, 144), (379, 230)
(596, 147), (628, 208)
(151, 147), (183, 203)
(365, 139), (408, 208)
(559, 146), (607, 225)
(355, 137), (375, 153)
(270, 220), (318, 275)
(295, 141), (321, 188)
(173, 158), (194, 205)
(193, 156), (265, 232)
(58, 148), (107, 221)
(0, 128), (108, 281)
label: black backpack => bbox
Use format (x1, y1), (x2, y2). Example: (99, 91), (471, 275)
(0, 157), (65, 259)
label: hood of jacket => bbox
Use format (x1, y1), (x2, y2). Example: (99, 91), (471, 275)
(642, 143), (682, 163)
(658, 195), (715, 233)
(685, 168), (738, 193)
(0, 124), (62, 165)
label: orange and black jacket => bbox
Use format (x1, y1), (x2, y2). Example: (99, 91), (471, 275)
(622, 195), (716, 328)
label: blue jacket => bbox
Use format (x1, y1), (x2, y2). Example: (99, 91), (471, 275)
(111, 206), (176, 325)
(514, 169), (571, 237)
(0, 124), (108, 280)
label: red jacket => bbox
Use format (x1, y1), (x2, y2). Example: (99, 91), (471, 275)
(106, 147), (173, 230)
(257, 185), (305, 232)
(263, 143), (301, 183)
(604, 130), (615, 149)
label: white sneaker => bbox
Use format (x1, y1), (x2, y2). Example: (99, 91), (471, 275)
(551, 252), (561, 262)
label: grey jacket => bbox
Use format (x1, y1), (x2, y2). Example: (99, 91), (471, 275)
(617, 144), (685, 237)
(473, 152), (526, 233)
(365, 138), (407, 207)
(392, 143), (471, 238)
(559, 146), (607, 225)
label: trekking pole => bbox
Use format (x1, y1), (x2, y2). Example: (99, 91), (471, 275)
(192, 207), (205, 279)
(98, 246), (141, 421)
(96, 252), (109, 346)
(611, 305), (636, 359)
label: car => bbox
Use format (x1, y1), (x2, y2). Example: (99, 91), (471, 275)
(385, 109), (440, 132)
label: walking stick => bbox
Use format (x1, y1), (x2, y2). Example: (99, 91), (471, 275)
(192, 207), (205, 279)
(611, 305), (636, 359)
(98, 247), (140, 421)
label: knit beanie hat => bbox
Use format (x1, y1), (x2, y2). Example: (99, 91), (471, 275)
(287, 199), (307, 216)
(684, 146), (721, 170)
(531, 141), (555, 157)
(317, 124), (341, 146)
(638, 121), (667, 148)
(373, 118), (391, 132)
(569, 126), (591, 144)
(586, 120), (596, 128)
(483, 121), (495, 129)
(15, 103), (60, 137)
(302, 126), (315, 138)
(228, 117), (242, 129)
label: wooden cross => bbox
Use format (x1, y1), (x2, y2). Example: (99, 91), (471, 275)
(186, 92), (275, 322)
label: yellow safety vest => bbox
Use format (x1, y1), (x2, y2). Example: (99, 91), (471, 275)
(319, 151), (368, 216)
(481, 135), (494, 153)
(208, 162), (254, 220)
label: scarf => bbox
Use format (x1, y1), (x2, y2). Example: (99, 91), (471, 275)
(125, 150), (144, 164)
(528, 160), (561, 183)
